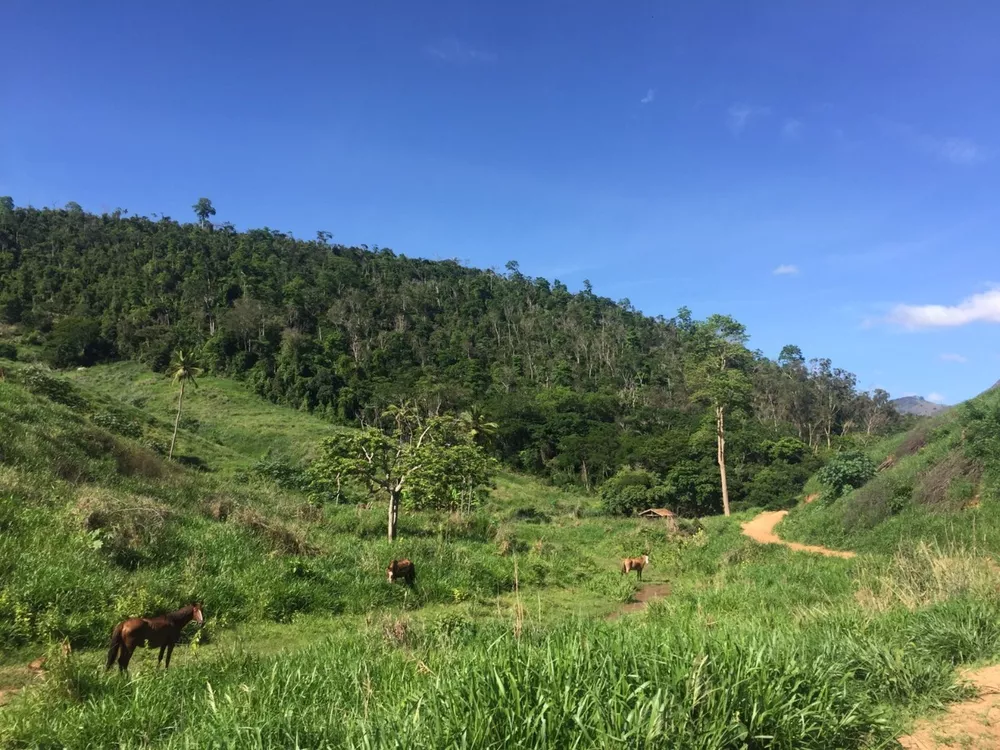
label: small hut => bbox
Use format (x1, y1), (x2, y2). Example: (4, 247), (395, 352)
(638, 508), (678, 531)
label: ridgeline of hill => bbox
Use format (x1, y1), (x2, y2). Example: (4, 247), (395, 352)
(0, 200), (905, 516)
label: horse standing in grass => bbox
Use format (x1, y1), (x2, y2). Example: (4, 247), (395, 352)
(621, 555), (650, 581)
(387, 559), (416, 586)
(106, 603), (204, 673)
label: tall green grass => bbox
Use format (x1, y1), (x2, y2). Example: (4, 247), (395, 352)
(6, 599), (999, 749)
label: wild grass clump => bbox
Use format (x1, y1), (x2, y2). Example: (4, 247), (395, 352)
(854, 540), (1000, 612)
(231, 506), (320, 556)
(912, 451), (982, 511)
(73, 489), (174, 569)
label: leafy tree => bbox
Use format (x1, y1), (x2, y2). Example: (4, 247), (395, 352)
(42, 316), (112, 368)
(192, 198), (216, 228)
(687, 315), (753, 516)
(816, 451), (876, 498)
(600, 466), (668, 516)
(168, 350), (202, 460)
(308, 406), (496, 540)
(65, 201), (83, 214)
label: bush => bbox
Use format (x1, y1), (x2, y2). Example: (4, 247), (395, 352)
(73, 491), (173, 569)
(0, 342), (17, 360)
(816, 451), (877, 498)
(91, 411), (143, 439)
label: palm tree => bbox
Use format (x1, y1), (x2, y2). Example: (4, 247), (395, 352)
(168, 350), (202, 460)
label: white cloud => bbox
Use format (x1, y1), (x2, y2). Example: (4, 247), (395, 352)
(940, 353), (968, 363)
(727, 103), (770, 134)
(887, 288), (1000, 329)
(426, 39), (497, 64)
(927, 392), (946, 404)
(782, 119), (803, 139)
(640, 89), (655, 105)
(773, 264), (799, 276)
(880, 120), (990, 165)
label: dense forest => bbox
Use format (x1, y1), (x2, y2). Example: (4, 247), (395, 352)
(0, 198), (903, 514)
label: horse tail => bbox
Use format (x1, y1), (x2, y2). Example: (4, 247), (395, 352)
(621, 560), (626, 575)
(106, 623), (124, 670)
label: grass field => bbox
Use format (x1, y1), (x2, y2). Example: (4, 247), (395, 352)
(3, 358), (1000, 748)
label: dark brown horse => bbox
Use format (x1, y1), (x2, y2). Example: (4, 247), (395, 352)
(387, 559), (416, 586)
(621, 554), (650, 581)
(106, 603), (204, 672)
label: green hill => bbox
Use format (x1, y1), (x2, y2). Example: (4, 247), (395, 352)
(781, 386), (1000, 554)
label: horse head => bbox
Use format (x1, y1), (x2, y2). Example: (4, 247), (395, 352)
(192, 602), (205, 624)
(387, 560), (398, 583)
(643, 554), (650, 565)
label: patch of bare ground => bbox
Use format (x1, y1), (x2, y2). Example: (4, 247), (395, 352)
(606, 583), (672, 620)
(899, 664), (1000, 749)
(740, 510), (856, 559)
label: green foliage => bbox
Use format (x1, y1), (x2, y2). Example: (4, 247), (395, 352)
(599, 466), (668, 516)
(0, 341), (17, 360)
(743, 461), (813, 510)
(10, 364), (89, 410)
(816, 450), (877, 498)
(42, 316), (113, 368)
(91, 411), (143, 439)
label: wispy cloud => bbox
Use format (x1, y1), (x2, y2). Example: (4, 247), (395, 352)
(773, 264), (799, 276)
(887, 288), (1000, 329)
(727, 103), (770, 134)
(782, 119), (803, 139)
(640, 88), (655, 105)
(426, 39), (497, 64)
(940, 353), (969, 364)
(927, 392), (947, 404)
(880, 120), (990, 165)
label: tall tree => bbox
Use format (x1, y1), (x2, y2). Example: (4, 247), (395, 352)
(192, 198), (216, 228)
(168, 350), (202, 460)
(688, 315), (752, 516)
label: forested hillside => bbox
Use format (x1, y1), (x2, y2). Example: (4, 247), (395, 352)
(0, 199), (903, 512)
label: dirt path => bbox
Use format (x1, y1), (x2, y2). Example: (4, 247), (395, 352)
(899, 665), (1000, 749)
(740, 510), (856, 559)
(606, 583), (671, 620)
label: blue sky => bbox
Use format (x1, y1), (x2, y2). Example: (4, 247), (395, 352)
(4, 1), (999, 403)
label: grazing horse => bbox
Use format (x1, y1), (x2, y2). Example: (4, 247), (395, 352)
(621, 554), (650, 581)
(106, 603), (204, 673)
(387, 559), (416, 586)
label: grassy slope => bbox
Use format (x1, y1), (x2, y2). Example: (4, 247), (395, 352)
(781, 387), (1000, 555)
(5, 359), (1000, 746)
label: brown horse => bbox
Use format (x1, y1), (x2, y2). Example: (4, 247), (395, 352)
(106, 603), (204, 672)
(621, 554), (650, 581)
(387, 559), (416, 586)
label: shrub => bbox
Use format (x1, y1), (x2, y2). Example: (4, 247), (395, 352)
(816, 451), (877, 498)
(842, 475), (911, 530)
(0, 342), (17, 360)
(231, 506), (319, 556)
(73, 491), (173, 569)
(91, 411), (143, 439)
(912, 451), (982, 511)
(248, 455), (309, 490)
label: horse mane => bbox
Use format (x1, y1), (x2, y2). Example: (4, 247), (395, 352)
(165, 604), (196, 623)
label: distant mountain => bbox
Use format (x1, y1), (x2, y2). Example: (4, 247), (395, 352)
(891, 396), (951, 417)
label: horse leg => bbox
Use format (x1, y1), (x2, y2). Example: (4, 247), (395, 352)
(165, 643), (175, 669)
(119, 645), (134, 673)
(158, 645), (166, 667)
(638, 566), (642, 582)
